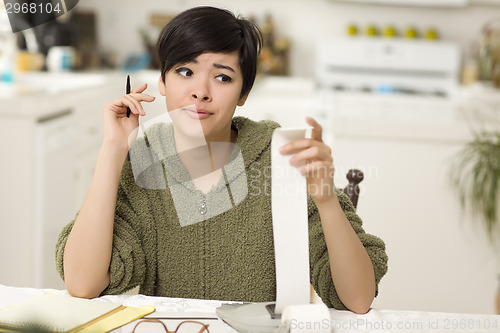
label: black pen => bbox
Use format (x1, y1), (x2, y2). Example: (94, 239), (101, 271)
(126, 74), (131, 118)
(125, 74), (131, 161)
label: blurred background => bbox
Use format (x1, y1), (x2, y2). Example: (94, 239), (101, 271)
(1, 0), (500, 316)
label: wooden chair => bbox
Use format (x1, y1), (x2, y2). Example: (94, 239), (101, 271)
(342, 169), (364, 209)
(310, 168), (364, 302)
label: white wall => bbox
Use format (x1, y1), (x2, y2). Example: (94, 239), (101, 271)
(332, 128), (499, 315)
(77, 0), (500, 77)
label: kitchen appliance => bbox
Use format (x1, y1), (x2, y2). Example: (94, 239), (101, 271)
(314, 37), (462, 143)
(316, 37), (460, 98)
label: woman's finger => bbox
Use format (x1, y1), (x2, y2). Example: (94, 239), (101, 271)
(299, 160), (334, 177)
(106, 92), (155, 117)
(289, 145), (333, 166)
(280, 138), (316, 154)
(131, 83), (148, 94)
(124, 94), (145, 115)
(130, 92), (156, 103)
(107, 96), (141, 116)
(306, 116), (323, 142)
(123, 93), (155, 115)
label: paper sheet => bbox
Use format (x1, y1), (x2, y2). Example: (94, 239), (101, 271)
(271, 128), (311, 313)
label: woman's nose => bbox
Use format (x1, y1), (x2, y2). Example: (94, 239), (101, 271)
(191, 82), (211, 102)
(191, 93), (211, 101)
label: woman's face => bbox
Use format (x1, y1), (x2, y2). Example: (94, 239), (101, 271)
(158, 51), (247, 142)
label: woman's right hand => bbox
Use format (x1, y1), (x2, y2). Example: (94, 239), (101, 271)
(102, 83), (156, 152)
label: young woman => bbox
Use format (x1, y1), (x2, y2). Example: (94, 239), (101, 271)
(56, 6), (387, 314)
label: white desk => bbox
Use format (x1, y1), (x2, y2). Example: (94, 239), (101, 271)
(1, 284), (499, 333)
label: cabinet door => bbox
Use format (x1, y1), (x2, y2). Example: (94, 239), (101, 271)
(0, 119), (36, 288)
(34, 113), (77, 289)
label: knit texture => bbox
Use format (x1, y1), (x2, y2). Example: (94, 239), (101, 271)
(55, 116), (388, 309)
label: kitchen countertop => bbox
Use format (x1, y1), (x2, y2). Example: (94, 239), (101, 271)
(0, 70), (166, 120)
(0, 71), (132, 120)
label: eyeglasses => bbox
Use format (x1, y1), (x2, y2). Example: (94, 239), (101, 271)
(130, 319), (210, 333)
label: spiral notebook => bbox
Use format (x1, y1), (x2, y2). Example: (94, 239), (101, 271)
(0, 293), (155, 332)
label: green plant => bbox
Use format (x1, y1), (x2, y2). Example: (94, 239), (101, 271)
(450, 130), (500, 243)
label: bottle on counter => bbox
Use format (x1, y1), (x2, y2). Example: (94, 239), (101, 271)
(478, 38), (492, 81)
(0, 34), (16, 83)
(483, 18), (500, 88)
(0, 4), (17, 83)
(461, 43), (479, 86)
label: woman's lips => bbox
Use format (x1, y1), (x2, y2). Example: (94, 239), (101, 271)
(185, 108), (212, 119)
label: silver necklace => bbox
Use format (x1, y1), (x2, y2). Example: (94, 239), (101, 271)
(199, 193), (207, 215)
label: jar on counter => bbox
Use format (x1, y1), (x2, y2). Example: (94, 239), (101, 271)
(46, 46), (75, 72)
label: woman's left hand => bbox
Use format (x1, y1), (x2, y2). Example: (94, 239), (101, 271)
(279, 116), (336, 204)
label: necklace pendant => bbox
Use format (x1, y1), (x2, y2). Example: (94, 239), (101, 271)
(199, 203), (207, 215)
(200, 195), (207, 215)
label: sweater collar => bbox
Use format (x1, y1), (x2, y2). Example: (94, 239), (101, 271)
(231, 116), (280, 169)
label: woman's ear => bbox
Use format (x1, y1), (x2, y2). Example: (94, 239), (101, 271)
(237, 94), (248, 107)
(158, 75), (166, 96)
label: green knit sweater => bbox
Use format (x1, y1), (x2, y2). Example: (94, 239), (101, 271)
(55, 116), (388, 309)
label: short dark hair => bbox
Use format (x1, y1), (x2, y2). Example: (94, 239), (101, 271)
(156, 6), (263, 98)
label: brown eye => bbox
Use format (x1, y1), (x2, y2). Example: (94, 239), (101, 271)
(216, 74), (232, 83)
(175, 67), (193, 77)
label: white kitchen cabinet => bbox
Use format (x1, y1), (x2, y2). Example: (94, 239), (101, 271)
(33, 112), (77, 289)
(334, 0), (500, 4)
(0, 73), (122, 289)
(470, 0), (500, 4)
(332, 0), (469, 6)
(0, 117), (37, 288)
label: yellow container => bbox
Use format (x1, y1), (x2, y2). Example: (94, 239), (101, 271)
(17, 51), (45, 72)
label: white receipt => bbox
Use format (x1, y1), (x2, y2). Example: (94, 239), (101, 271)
(271, 127), (311, 314)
